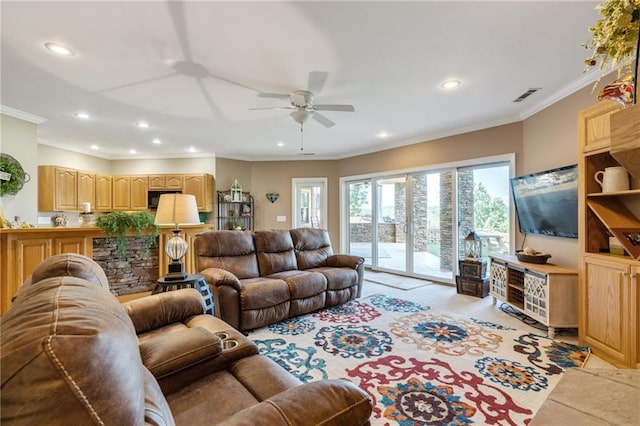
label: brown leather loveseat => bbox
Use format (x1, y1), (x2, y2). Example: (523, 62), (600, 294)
(0, 253), (372, 425)
(194, 228), (365, 331)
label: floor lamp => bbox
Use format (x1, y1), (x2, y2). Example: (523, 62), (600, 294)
(154, 193), (200, 280)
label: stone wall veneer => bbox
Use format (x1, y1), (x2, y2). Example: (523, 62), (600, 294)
(93, 237), (159, 295)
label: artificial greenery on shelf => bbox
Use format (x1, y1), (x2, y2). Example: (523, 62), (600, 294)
(95, 211), (159, 259)
(584, 0), (640, 86)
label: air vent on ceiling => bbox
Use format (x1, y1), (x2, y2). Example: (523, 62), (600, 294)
(513, 88), (542, 103)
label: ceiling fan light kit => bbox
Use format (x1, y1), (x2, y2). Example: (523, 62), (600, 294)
(250, 72), (356, 152)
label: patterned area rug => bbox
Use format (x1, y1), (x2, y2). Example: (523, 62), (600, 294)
(248, 294), (590, 425)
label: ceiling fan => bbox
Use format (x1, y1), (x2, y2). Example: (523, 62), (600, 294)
(250, 72), (355, 152)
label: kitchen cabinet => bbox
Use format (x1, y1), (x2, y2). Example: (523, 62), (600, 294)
(95, 174), (112, 211)
(578, 102), (640, 368)
(149, 174), (183, 190)
(38, 166), (78, 211)
(112, 175), (131, 210)
(130, 176), (148, 210)
(112, 175), (148, 210)
(183, 174), (214, 212)
(77, 171), (95, 209)
(489, 255), (578, 338)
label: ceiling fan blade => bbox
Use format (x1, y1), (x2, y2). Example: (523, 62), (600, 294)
(167, 1), (193, 62)
(248, 106), (294, 110)
(312, 112), (335, 128)
(195, 77), (224, 120)
(258, 92), (290, 99)
(307, 71), (329, 94)
(314, 104), (355, 112)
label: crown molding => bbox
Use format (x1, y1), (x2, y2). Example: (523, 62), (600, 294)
(1, 105), (47, 124)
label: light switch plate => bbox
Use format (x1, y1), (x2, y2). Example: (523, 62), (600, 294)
(276, 215), (286, 222)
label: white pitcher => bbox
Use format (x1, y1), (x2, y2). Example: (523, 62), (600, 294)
(594, 166), (630, 192)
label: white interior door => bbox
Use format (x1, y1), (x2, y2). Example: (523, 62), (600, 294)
(292, 178), (327, 229)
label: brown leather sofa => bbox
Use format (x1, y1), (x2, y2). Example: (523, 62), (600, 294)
(194, 228), (365, 331)
(0, 253), (372, 425)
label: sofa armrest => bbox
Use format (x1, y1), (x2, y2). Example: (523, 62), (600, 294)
(327, 254), (365, 270)
(200, 267), (242, 291)
(217, 380), (372, 426)
(139, 327), (223, 379)
(123, 288), (205, 334)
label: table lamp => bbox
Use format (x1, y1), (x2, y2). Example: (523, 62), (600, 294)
(155, 193), (200, 280)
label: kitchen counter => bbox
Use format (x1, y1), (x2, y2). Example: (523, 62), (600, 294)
(0, 224), (214, 314)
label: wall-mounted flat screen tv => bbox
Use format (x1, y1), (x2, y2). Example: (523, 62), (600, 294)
(510, 164), (578, 238)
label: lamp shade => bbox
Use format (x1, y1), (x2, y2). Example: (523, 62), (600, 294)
(154, 194), (200, 227)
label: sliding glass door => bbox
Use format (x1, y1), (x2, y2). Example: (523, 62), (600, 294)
(344, 155), (513, 284)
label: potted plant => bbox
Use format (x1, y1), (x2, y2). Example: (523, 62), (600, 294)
(95, 211), (159, 259)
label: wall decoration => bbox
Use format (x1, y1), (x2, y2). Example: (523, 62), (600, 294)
(0, 153), (30, 197)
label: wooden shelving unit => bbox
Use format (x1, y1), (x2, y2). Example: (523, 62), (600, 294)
(577, 102), (640, 369)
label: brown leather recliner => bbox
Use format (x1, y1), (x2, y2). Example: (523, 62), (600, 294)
(194, 228), (364, 331)
(1, 254), (372, 425)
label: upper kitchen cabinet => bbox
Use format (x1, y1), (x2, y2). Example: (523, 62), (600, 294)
(95, 174), (112, 211)
(130, 176), (148, 210)
(149, 174), (183, 190)
(113, 175), (148, 210)
(183, 174), (214, 212)
(77, 171), (95, 209)
(38, 166), (78, 211)
(112, 175), (131, 210)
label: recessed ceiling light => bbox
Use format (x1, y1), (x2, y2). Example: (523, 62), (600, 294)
(136, 121), (149, 129)
(377, 131), (389, 138)
(441, 79), (461, 89)
(129, 149), (137, 154)
(90, 144), (99, 150)
(277, 141), (285, 147)
(75, 112), (90, 119)
(152, 138), (161, 144)
(44, 42), (74, 56)
(187, 146), (196, 153)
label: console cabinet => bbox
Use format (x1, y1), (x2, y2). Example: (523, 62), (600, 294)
(489, 255), (578, 338)
(578, 102), (640, 368)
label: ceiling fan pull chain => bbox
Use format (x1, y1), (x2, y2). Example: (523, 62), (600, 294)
(300, 123), (304, 151)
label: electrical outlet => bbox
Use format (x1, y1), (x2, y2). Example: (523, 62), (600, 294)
(276, 216), (286, 222)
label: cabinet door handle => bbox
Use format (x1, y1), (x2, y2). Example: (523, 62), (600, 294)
(621, 272), (628, 278)
(631, 274), (637, 279)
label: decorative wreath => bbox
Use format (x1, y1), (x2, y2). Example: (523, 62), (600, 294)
(0, 153), (30, 197)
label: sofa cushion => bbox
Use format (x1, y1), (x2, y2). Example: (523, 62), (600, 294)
(309, 266), (359, 290)
(1, 276), (163, 425)
(240, 277), (290, 310)
(254, 230), (298, 276)
(290, 228), (334, 269)
(267, 270), (327, 299)
(194, 230), (260, 279)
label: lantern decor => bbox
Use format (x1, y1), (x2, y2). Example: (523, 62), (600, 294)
(230, 179), (242, 202)
(464, 231), (482, 259)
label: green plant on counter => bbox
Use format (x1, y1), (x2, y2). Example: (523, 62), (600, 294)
(95, 211), (159, 259)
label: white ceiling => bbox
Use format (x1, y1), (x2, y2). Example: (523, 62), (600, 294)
(1, 1), (603, 161)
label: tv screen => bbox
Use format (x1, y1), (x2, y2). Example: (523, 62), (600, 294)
(510, 164), (578, 238)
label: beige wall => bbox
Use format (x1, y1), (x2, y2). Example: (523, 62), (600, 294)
(520, 79), (613, 268)
(1, 114), (39, 224)
(38, 144), (112, 174)
(111, 157), (215, 176)
(338, 122), (524, 177)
